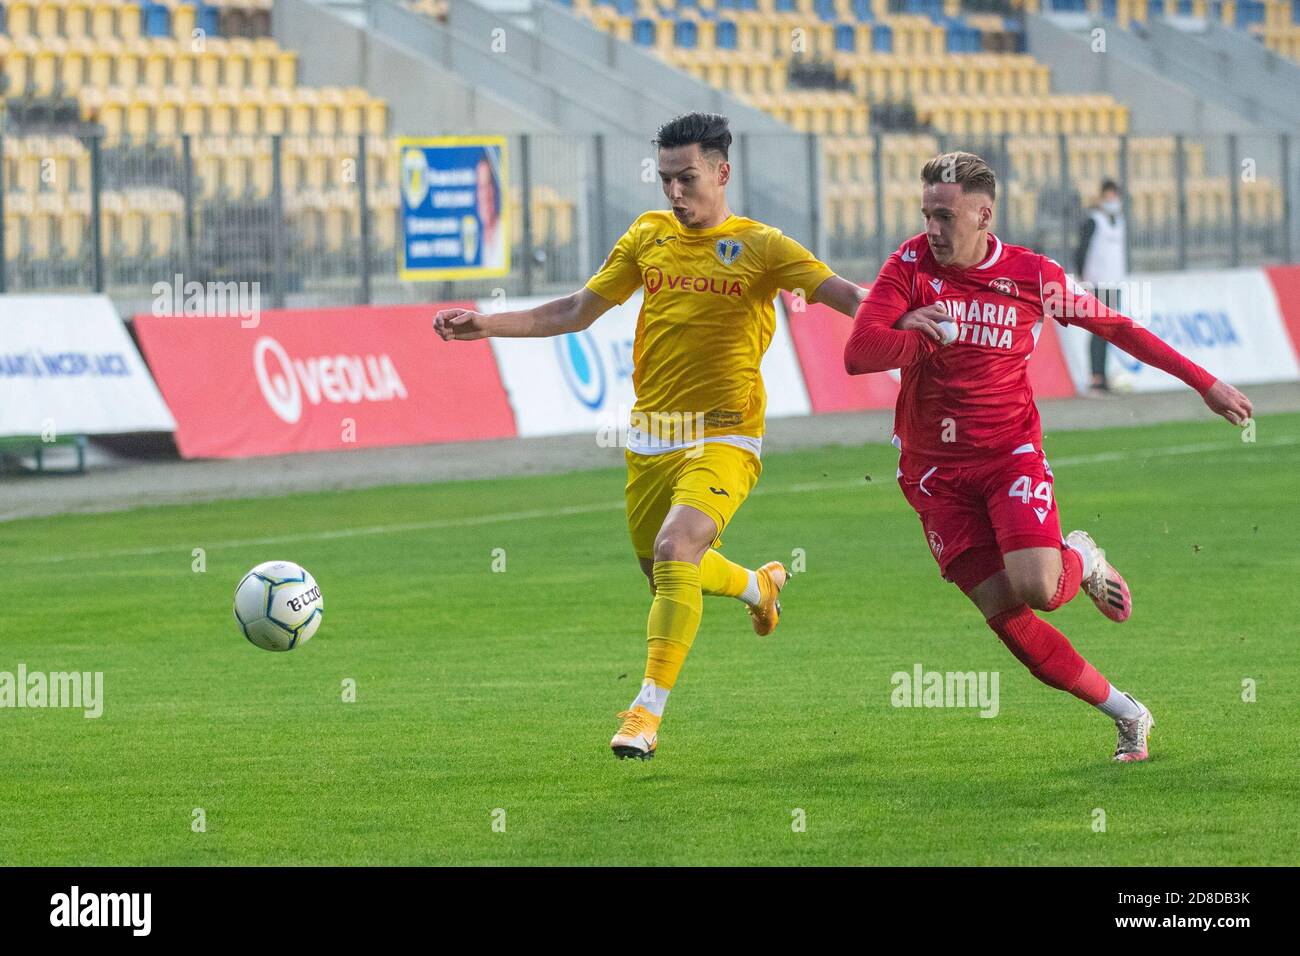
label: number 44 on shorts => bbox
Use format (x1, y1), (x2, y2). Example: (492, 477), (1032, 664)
(1009, 475), (1053, 524)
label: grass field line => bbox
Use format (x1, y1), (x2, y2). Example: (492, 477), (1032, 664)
(21, 433), (1299, 566)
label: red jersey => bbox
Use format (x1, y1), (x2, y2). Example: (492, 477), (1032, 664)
(843, 233), (1217, 466)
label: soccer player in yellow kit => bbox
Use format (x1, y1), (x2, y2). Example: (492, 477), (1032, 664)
(435, 113), (866, 759)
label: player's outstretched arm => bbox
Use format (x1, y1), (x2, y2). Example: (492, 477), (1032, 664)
(1200, 379), (1254, 426)
(1041, 258), (1254, 426)
(434, 287), (616, 341)
(810, 275), (867, 316)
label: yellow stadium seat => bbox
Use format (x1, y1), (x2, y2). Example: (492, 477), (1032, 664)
(143, 46), (170, 89)
(235, 94), (261, 136)
(275, 51), (297, 89)
(182, 88), (212, 136)
(35, 2), (62, 41)
(173, 2), (197, 44)
(6, 2), (35, 39)
(3, 44), (30, 97)
(86, 2), (116, 42)
(196, 51), (220, 89)
(99, 94), (127, 139)
(119, 3), (143, 42)
(58, 192), (90, 263)
(65, 2), (92, 39)
(248, 48), (273, 89)
(127, 90), (157, 139)
(154, 90), (182, 137)
(30, 194), (60, 261)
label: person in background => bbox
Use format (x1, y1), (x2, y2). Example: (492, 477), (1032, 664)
(476, 152), (505, 271)
(1075, 180), (1127, 395)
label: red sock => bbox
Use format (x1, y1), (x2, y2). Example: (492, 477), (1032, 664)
(987, 604), (1110, 705)
(1043, 546), (1083, 611)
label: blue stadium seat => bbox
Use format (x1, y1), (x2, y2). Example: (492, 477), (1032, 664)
(633, 18), (657, 45)
(775, 0), (797, 12)
(835, 23), (856, 51)
(142, 3), (171, 37)
(1102, 0), (1117, 18)
(1176, 0), (1193, 15)
(853, 0), (874, 22)
(873, 23), (893, 52)
(195, 3), (221, 37)
(716, 19), (739, 48)
(815, 0), (837, 21)
(1236, 0), (1265, 27)
(674, 19), (698, 48)
(615, 0), (636, 14)
(736, 0), (757, 9)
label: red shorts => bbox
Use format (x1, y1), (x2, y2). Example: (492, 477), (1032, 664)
(898, 442), (1064, 588)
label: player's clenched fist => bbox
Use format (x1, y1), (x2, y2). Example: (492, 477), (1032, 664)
(434, 308), (489, 341)
(896, 303), (956, 345)
(1202, 380), (1253, 427)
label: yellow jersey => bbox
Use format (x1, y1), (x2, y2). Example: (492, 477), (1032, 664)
(586, 210), (833, 445)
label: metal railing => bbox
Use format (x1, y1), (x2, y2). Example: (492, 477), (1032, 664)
(0, 128), (1294, 313)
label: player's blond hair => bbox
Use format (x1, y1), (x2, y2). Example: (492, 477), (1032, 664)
(920, 152), (997, 202)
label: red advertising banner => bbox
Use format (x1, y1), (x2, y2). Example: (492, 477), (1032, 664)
(781, 293), (900, 413)
(1263, 265), (1300, 364)
(1025, 314), (1077, 399)
(133, 303), (517, 459)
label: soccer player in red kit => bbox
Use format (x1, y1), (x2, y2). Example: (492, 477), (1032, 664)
(844, 152), (1253, 762)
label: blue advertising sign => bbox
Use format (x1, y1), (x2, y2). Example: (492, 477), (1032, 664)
(398, 136), (509, 281)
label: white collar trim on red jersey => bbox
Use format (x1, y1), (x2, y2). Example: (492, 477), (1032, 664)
(974, 234), (1003, 270)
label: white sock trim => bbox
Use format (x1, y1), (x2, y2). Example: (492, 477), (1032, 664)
(632, 680), (669, 718)
(1070, 542), (1094, 580)
(1097, 685), (1142, 720)
(739, 570), (761, 606)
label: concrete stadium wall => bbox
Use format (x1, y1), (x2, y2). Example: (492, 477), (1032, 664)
(273, 0), (557, 134)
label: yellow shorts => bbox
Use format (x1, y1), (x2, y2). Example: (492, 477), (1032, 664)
(624, 441), (762, 559)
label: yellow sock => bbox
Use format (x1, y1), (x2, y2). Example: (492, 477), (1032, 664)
(644, 560), (703, 691)
(698, 549), (750, 599)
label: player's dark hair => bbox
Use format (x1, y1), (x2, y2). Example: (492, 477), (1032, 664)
(920, 151), (997, 202)
(653, 112), (732, 162)
(1100, 179), (1121, 195)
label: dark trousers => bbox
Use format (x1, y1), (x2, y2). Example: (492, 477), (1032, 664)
(1090, 285), (1123, 383)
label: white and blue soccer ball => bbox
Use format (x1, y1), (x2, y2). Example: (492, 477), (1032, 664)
(233, 560), (324, 651)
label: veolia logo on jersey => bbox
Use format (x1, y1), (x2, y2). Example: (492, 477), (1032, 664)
(989, 278), (1019, 297)
(642, 266), (742, 297)
(555, 330), (606, 410)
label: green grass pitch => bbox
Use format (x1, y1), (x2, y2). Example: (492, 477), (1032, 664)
(1, 413), (1297, 865)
